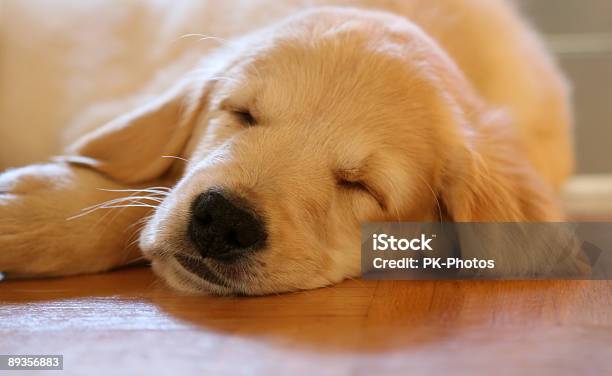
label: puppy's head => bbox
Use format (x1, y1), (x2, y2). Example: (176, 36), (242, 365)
(67, 8), (560, 295)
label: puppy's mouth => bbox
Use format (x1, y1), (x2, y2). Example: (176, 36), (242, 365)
(174, 253), (232, 288)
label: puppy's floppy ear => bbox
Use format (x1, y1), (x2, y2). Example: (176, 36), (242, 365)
(439, 109), (563, 222)
(62, 78), (211, 184)
(438, 111), (590, 278)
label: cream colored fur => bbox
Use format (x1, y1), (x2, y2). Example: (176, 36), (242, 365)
(0, 0), (576, 294)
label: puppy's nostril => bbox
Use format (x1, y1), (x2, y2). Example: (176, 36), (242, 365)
(188, 189), (267, 261)
(194, 212), (212, 225)
(225, 229), (241, 248)
(228, 226), (261, 249)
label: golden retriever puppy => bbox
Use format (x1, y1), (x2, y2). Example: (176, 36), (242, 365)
(0, 1), (574, 294)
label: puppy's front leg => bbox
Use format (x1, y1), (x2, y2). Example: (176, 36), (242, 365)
(0, 163), (153, 278)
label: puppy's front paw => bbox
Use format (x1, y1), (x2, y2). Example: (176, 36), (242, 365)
(0, 163), (147, 278)
(0, 164), (75, 276)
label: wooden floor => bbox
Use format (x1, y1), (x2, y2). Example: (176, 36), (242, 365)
(1, 267), (610, 375)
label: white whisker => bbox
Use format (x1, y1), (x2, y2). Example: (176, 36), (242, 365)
(161, 155), (188, 162)
(177, 33), (229, 44)
(208, 76), (240, 84)
(79, 195), (166, 213)
(97, 187), (171, 193)
(99, 204), (158, 209)
(67, 185), (172, 221)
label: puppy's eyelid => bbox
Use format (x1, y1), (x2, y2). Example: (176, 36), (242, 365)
(337, 177), (368, 190)
(335, 170), (368, 191)
(335, 170), (387, 210)
(220, 100), (258, 126)
(232, 108), (257, 126)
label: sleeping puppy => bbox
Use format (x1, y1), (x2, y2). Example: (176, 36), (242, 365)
(0, 1), (575, 294)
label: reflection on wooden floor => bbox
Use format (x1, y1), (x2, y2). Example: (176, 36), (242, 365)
(1, 267), (610, 375)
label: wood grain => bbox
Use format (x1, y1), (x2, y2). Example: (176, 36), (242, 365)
(1, 267), (610, 375)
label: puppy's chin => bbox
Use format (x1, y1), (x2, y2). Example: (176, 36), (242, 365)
(140, 225), (249, 295)
(151, 258), (235, 296)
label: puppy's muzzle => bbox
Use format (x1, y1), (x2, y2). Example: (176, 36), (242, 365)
(188, 188), (267, 262)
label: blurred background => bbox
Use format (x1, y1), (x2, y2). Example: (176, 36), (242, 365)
(519, 0), (612, 175)
(517, 0), (612, 215)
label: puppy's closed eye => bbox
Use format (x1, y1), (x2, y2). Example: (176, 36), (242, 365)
(336, 175), (369, 192)
(231, 108), (257, 126)
(335, 170), (386, 210)
(220, 99), (258, 127)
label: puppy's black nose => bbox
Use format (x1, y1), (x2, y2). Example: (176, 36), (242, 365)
(188, 189), (267, 261)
